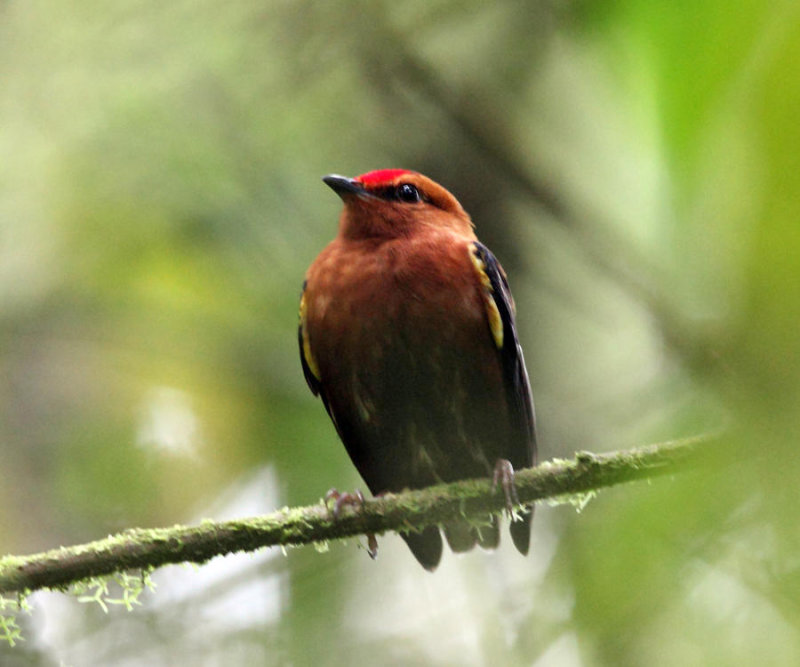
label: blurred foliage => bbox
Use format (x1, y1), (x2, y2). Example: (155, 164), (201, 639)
(1, 0), (799, 664)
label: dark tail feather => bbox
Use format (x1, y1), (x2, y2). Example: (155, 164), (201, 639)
(477, 514), (500, 550)
(401, 526), (443, 571)
(509, 505), (534, 555)
(443, 521), (478, 553)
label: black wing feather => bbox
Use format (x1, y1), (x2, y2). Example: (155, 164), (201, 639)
(473, 242), (537, 555)
(472, 242), (537, 467)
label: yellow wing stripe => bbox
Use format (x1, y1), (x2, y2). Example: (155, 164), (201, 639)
(469, 245), (504, 349)
(299, 291), (321, 381)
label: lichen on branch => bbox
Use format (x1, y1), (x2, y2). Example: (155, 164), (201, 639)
(0, 434), (721, 595)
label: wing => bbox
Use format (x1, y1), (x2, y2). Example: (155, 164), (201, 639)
(299, 279), (345, 436)
(470, 242), (537, 554)
(299, 280), (322, 396)
(469, 242), (537, 467)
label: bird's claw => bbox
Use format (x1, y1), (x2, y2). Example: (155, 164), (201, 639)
(366, 533), (378, 560)
(325, 488), (379, 560)
(325, 487), (366, 519)
(492, 459), (520, 514)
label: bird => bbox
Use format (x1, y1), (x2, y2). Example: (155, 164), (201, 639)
(299, 169), (537, 570)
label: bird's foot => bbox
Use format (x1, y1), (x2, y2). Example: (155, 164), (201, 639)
(492, 459), (520, 514)
(325, 487), (366, 519)
(324, 488), (378, 559)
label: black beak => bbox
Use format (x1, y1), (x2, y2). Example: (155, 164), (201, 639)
(322, 174), (371, 199)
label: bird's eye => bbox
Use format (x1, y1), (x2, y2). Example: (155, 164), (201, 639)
(396, 183), (421, 203)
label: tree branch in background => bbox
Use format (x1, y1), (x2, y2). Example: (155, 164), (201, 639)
(0, 434), (721, 595)
(356, 14), (718, 371)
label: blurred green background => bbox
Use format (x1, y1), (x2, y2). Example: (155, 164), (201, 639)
(2, 0), (799, 664)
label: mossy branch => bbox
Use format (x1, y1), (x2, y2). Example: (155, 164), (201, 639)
(0, 434), (721, 594)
